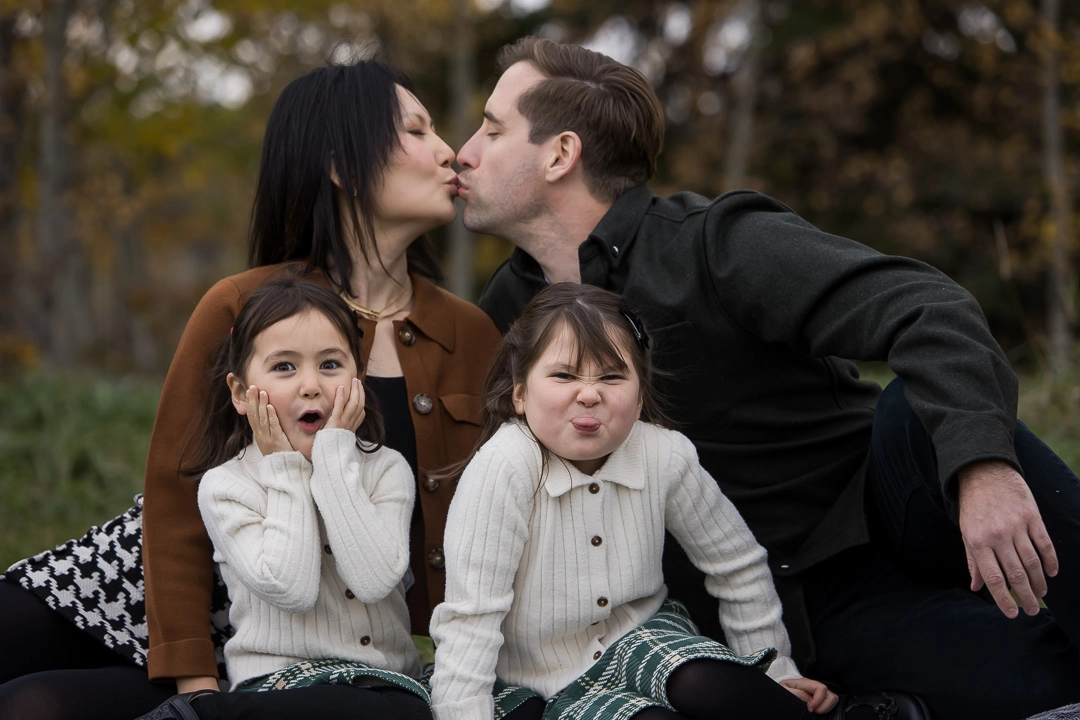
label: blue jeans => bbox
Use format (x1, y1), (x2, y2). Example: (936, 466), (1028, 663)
(805, 378), (1080, 720)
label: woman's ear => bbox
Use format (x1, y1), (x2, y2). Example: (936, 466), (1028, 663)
(512, 383), (527, 416)
(329, 161), (344, 190)
(227, 373), (249, 415)
(544, 131), (582, 184)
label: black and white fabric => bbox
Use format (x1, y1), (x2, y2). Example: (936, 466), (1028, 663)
(0, 495), (232, 677)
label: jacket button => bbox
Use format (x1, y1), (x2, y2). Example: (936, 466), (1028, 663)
(591, 536), (602, 547)
(345, 589), (355, 599)
(593, 651), (602, 660)
(588, 483), (600, 494)
(398, 326), (416, 346)
(413, 393), (433, 414)
(428, 547), (445, 569)
(422, 474), (439, 492)
(596, 596), (608, 607)
(323, 544), (333, 555)
(611, 245), (620, 257)
(360, 635), (371, 646)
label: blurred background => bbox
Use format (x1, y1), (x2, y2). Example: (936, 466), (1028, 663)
(1, 0), (1077, 565)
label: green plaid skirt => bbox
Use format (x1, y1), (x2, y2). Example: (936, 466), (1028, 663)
(493, 600), (777, 720)
(236, 658), (431, 704)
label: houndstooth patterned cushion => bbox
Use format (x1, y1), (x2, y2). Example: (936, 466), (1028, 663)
(1, 495), (233, 677)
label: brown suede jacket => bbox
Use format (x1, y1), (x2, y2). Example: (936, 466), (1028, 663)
(143, 263), (501, 681)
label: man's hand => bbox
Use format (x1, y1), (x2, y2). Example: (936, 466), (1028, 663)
(957, 460), (1057, 618)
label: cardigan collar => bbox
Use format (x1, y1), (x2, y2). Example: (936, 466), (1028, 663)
(539, 421), (646, 498)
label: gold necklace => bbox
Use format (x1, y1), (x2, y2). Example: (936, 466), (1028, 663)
(340, 278), (413, 321)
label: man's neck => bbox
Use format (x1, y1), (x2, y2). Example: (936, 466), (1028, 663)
(524, 190), (611, 285)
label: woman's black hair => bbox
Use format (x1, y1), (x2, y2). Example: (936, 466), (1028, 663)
(248, 57), (443, 294)
(182, 277), (384, 478)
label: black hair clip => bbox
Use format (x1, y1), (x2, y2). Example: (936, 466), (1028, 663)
(619, 301), (650, 350)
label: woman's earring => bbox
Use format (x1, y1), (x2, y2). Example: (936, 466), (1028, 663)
(352, 187), (358, 198)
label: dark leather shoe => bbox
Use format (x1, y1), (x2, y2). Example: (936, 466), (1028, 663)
(134, 690), (217, 720)
(829, 690), (932, 720)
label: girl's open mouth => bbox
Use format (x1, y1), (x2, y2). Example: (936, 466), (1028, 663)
(298, 411), (322, 432)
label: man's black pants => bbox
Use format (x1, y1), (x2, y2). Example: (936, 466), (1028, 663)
(804, 378), (1080, 720)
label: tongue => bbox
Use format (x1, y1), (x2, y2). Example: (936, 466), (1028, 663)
(572, 418), (600, 432)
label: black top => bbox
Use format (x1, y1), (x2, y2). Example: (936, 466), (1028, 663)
(366, 375), (418, 481)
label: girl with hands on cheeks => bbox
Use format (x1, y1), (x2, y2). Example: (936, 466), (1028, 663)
(138, 278), (433, 720)
(428, 284), (837, 720)
(239, 376), (366, 460)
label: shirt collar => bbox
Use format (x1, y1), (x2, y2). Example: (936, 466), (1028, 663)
(540, 422), (646, 498)
(507, 185), (655, 287)
(580, 185), (653, 277)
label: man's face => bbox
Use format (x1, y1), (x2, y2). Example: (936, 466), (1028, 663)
(455, 61), (550, 240)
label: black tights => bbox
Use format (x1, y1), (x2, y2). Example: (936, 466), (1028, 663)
(502, 661), (812, 720)
(0, 580), (176, 720)
(188, 685), (433, 719)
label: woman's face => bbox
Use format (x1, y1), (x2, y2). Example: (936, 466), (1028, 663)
(371, 86), (459, 243)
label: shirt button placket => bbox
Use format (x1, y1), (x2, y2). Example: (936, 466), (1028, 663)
(583, 478), (611, 636)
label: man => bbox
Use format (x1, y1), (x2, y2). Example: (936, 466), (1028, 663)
(457, 36), (1080, 720)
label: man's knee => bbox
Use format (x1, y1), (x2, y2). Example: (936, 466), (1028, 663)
(871, 378), (926, 446)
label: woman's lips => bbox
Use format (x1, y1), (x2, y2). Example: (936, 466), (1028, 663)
(572, 418), (601, 434)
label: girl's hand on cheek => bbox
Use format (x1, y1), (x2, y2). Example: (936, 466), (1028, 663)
(326, 378), (366, 433)
(246, 385), (294, 455)
(780, 678), (838, 714)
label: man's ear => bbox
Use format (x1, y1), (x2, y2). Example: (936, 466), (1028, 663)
(228, 373), (249, 415)
(544, 131), (582, 183)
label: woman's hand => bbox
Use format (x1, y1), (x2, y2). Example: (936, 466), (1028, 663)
(780, 677), (839, 714)
(325, 377), (366, 433)
(175, 675), (219, 694)
(245, 385), (294, 456)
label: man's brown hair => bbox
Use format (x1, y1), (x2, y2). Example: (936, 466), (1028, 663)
(497, 36), (665, 203)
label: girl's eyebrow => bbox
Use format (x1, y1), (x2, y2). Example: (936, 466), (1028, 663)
(264, 349), (300, 362)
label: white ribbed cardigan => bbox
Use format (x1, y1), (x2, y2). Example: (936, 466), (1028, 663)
(429, 421), (800, 720)
(198, 428), (421, 687)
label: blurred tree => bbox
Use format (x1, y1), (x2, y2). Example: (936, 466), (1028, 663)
(0, 8), (26, 368)
(1040, 0), (1075, 376)
(36, 0), (93, 369)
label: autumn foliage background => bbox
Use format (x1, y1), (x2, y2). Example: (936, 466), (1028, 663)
(0, 0), (1078, 562)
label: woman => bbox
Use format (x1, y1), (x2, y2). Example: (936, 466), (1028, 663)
(0, 58), (501, 719)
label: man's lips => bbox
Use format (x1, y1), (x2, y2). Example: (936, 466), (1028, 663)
(571, 418), (601, 433)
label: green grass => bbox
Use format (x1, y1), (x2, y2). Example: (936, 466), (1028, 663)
(0, 373), (160, 569)
(1, 367), (1077, 570)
